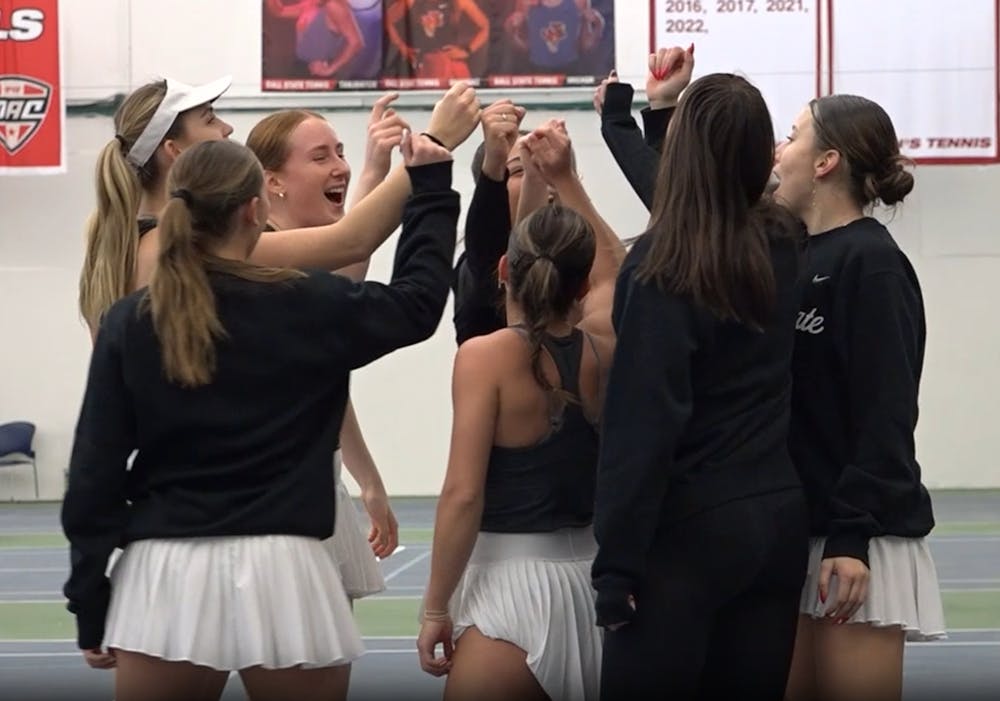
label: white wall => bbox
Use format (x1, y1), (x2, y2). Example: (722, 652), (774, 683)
(1, 1), (998, 498)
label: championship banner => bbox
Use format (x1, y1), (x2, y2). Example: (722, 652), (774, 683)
(0, 0), (64, 174)
(262, 0), (615, 92)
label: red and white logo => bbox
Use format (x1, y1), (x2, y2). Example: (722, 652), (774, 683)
(0, 75), (51, 154)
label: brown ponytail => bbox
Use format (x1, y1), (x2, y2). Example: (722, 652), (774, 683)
(150, 196), (227, 386)
(507, 205), (595, 395)
(147, 139), (303, 387)
(638, 73), (794, 330)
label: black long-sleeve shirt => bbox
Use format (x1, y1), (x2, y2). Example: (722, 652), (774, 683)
(790, 217), (934, 565)
(599, 82), (673, 211)
(452, 170), (511, 344)
(61, 163), (459, 650)
(592, 230), (803, 613)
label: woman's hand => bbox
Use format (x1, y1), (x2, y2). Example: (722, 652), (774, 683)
(83, 647), (116, 669)
(818, 556), (870, 623)
(416, 615), (454, 676)
(361, 486), (399, 559)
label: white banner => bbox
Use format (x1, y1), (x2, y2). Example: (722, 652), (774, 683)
(649, 0), (820, 140)
(830, 0), (998, 164)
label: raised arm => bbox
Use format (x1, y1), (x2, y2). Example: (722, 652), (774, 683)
(593, 48), (692, 210)
(524, 121), (625, 340)
(138, 86), (477, 291)
(466, 100), (523, 274)
(453, 100), (525, 345)
(595, 78), (659, 210)
(319, 135), (461, 369)
(248, 83), (480, 275)
(250, 165), (412, 271)
(513, 136), (552, 225)
(338, 93), (410, 282)
(643, 45), (693, 149)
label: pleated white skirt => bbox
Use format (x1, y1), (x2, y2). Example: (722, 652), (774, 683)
(321, 451), (385, 599)
(103, 534), (365, 670)
(450, 526), (602, 701)
(799, 536), (947, 641)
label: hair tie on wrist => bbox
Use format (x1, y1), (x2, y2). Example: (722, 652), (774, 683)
(420, 132), (447, 149)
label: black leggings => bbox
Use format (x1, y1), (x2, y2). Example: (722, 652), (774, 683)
(600, 488), (809, 701)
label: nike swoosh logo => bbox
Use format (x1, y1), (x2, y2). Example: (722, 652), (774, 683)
(812, 275), (830, 284)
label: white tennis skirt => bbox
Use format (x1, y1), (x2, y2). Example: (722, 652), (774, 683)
(450, 526), (602, 701)
(799, 536), (946, 641)
(103, 534), (365, 670)
(322, 451), (386, 600)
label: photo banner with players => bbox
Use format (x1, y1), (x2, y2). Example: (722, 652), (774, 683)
(0, 0), (64, 174)
(262, 0), (616, 91)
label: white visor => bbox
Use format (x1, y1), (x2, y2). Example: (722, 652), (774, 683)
(126, 75), (232, 168)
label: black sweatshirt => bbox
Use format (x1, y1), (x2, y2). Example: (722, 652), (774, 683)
(599, 82), (673, 211)
(790, 217), (934, 565)
(61, 162), (459, 650)
(452, 169), (511, 344)
(592, 229), (804, 619)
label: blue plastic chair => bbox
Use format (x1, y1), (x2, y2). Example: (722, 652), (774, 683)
(0, 421), (38, 498)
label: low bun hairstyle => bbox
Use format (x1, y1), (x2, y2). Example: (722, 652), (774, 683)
(809, 94), (915, 208)
(862, 154), (915, 206)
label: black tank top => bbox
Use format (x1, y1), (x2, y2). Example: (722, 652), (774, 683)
(479, 328), (600, 533)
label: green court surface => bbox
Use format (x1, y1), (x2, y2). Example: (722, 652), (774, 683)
(0, 591), (998, 641)
(0, 598), (424, 641)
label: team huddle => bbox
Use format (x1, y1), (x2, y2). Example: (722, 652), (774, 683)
(62, 44), (944, 701)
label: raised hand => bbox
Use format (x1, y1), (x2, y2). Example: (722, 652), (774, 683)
(361, 92), (410, 180)
(647, 44), (695, 110)
(522, 120), (574, 185)
(480, 99), (526, 180)
(401, 129), (454, 168)
(426, 82), (482, 151)
(593, 69), (619, 115)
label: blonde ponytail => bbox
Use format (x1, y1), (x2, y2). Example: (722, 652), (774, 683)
(78, 80), (175, 335)
(78, 138), (141, 333)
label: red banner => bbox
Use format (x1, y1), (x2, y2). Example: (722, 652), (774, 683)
(0, 0), (64, 174)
